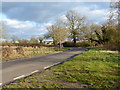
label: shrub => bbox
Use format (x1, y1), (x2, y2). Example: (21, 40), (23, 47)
(16, 46), (24, 55)
(63, 41), (74, 47)
(76, 41), (90, 47)
(103, 43), (120, 51)
(2, 47), (13, 58)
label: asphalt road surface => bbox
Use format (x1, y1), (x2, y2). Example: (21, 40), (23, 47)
(1, 48), (88, 86)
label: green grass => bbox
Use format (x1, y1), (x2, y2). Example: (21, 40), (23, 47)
(3, 48), (119, 88)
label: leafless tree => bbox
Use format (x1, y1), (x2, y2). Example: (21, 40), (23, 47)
(47, 19), (68, 47)
(37, 36), (45, 44)
(11, 35), (19, 43)
(30, 37), (38, 44)
(0, 22), (8, 40)
(65, 10), (86, 45)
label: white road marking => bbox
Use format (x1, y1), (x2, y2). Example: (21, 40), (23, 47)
(54, 62), (61, 65)
(13, 70), (39, 81)
(30, 70), (39, 74)
(44, 65), (53, 69)
(0, 83), (2, 86)
(13, 75), (25, 80)
(44, 62), (61, 69)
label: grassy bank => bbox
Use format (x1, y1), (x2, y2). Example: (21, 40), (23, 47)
(2, 47), (69, 62)
(3, 48), (119, 88)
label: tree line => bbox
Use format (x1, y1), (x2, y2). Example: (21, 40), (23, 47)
(1, 1), (119, 50)
(46, 1), (119, 50)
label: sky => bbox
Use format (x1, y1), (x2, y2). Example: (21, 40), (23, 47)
(1, 2), (110, 40)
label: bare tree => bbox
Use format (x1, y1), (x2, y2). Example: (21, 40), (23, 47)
(37, 36), (45, 44)
(81, 23), (103, 44)
(30, 37), (38, 44)
(47, 19), (68, 47)
(109, 0), (119, 25)
(18, 39), (29, 44)
(89, 24), (103, 44)
(0, 22), (8, 40)
(65, 10), (85, 45)
(11, 35), (19, 43)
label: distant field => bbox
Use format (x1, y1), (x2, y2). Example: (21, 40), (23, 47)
(2, 46), (69, 62)
(3, 48), (119, 88)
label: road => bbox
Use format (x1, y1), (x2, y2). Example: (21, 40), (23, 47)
(1, 48), (88, 86)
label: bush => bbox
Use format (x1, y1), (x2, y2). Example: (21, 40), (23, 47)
(76, 41), (90, 47)
(16, 46), (24, 55)
(103, 43), (120, 51)
(2, 47), (13, 58)
(63, 41), (74, 47)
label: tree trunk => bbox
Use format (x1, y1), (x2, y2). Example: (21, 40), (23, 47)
(59, 41), (62, 48)
(73, 36), (76, 46)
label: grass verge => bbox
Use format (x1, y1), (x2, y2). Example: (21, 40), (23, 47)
(2, 47), (69, 62)
(3, 48), (119, 88)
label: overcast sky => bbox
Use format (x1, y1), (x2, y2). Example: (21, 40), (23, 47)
(1, 2), (110, 40)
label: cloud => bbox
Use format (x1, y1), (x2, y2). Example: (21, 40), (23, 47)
(90, 9), (109, 23)
(44, 22), (53, 27)
(2, 2), (110, 23)
(72, 3), (109, 24)
(2, 2), (110, 39)
(2, 18), (48, 39)
(2, 2), (74, 23)
(2, 19), (36, 29)
(59, 15), (67, 21)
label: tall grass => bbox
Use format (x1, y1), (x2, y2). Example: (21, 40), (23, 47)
(2, 46), (68, 62)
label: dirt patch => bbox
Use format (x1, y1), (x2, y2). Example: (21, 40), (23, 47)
(100, 50), (119, 54)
